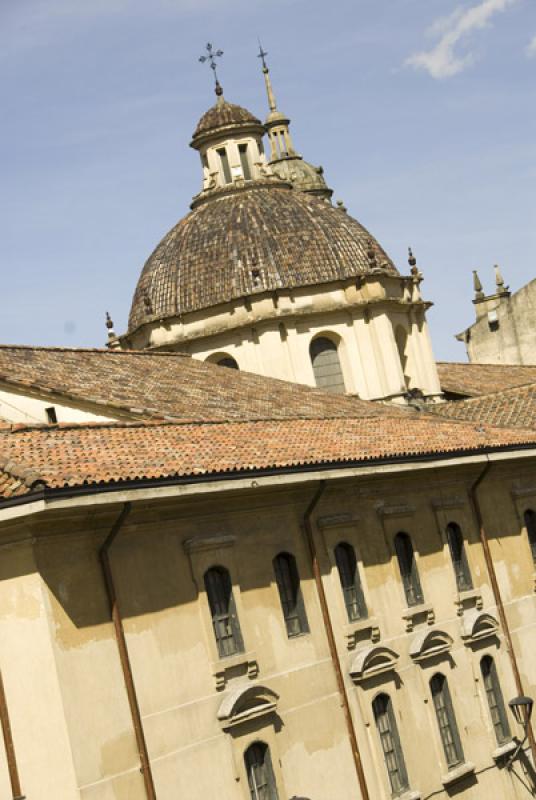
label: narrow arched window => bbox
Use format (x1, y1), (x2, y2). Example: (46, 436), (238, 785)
(395, 326), (410, 389)
(217, 147), (232, 184)
(524, 509), (536, 563)
(430, 674), (464, 768)
(334, 542), (367, 621)
(446, 522), (473, 592)
(244, 742), (279, 800)
(373, 694), (409, 795)
(310, 336), (346, 394)
(394, 532), (423, 606)
(204, 566), (244, 658)
(273, 552), (309, 637)
(481, 656), (511, 745)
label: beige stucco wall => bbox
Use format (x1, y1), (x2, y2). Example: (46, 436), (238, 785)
(123, 277), (442, 403)
(460, 278), (536, 365)
(0, 460), (535, 798)
(0, 384), (118, 425)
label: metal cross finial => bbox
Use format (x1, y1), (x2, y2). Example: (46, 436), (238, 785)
(199, 43), (224, 95)
(257, 40), (269, 71)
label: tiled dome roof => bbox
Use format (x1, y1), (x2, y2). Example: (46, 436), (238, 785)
(128, 184), (398, 333)
(192, 100), (263, 141)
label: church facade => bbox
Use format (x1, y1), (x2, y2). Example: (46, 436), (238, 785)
(1, 55), (536, 800)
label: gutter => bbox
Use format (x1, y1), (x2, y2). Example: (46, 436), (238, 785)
(3, 446), (536, 517)
(469, 461), (536, 767)
(0, 670), (24, 800)
(99, 503), (157, 800)
(302, 483), (370, 800)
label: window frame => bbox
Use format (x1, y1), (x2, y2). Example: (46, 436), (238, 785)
(480, 655), (511, 746)
(309, 335), (346, 394)
(244, 741), (279, 800)
(204, 565), (244, 658)
(238, 143), (252, 180)
(273, 552), (309, 638)
(446, 522), (473, 592)
(430, 673), (464, 768)
(372, 693), (410, 796)
(334, 541), (367, 622)
(394, 532), (424, 607)
(216, 147), (232, 184)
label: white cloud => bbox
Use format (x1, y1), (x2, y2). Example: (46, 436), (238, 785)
(406, 0), (518, 79)
(527, 34), (536, 57)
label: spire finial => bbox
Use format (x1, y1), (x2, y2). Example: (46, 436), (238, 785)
(199, 43), (224, 98)
(473, 269), (484, 300)
(494, 263), (509, 294)
(408, 246), (420, 277)
(105, 311), (116, 339)
(257, 40), (278, 113)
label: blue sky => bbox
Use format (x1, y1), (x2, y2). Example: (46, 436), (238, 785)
(1, 0), (534, 360)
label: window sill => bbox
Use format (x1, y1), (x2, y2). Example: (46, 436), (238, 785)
(492, 740), (517, 762)
(441, 761), (475, 787)
(397, 791), (421, 800)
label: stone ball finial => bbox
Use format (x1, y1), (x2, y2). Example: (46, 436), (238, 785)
(336, 200), (347, 213)
(105, 311), (114, 331)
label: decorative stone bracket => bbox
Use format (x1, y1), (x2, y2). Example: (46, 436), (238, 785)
(212, 650), (259, 691)
(454, 589), (483, 617)
(402, 602), (435, 632)
(344, 617), (381, 651)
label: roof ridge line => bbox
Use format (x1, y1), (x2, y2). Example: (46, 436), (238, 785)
(0, 344), (190, 357)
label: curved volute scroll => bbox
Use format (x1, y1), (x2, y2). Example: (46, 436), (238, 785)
(349, 645), (399, 684)
(217, 684), (279, 731)
(409, 628), (453, 663)
(461, 609), (499, 643)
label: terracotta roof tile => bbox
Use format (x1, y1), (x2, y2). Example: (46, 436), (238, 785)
(437, 362), (536, 398)
(1, 415), (535, 501)
(192, 100), (262, 139)
(431, 383), (536, 429)
(0, 346), (401, 423)
(128, 185), (397, 333)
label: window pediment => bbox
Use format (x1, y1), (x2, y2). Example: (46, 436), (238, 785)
(218, 684), (279, 730)
(461, 610), (499, 643)
(350, 645), (399, 683)
(409, 629), (453, 663)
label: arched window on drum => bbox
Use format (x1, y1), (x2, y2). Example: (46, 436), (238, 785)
(309, 336), (346, 394)
(206, 353), (239, 370)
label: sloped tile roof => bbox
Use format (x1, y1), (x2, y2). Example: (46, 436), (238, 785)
(437, 362), (536, 398)
(0, 345), (400, 423)
(431, 383), (536, 429)
(128, 185), (397, 333)
(1, 415), (535, 501)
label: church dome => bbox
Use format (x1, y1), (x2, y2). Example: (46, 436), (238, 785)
(128, 183), (398, 334)
(192, 100), (264, 144)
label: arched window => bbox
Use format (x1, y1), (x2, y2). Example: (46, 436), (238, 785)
(446, 522), (473, 592)
(217, 147), (232, 184)
(273, 552), (309, 637)
(244, 742), (279, 800)
(216, 356), (239, 369)
(309, 336), (346, 394)
(394, 532), (423, 607)
(524, 509), (536, 563)
(204, 566), (244, 658)
(481, 656), (511, 745)
(430, 674), (464, 768)
(334, 542), (367, 621)
(372, 694), (409, 795)
(395, 326), (410, 389)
